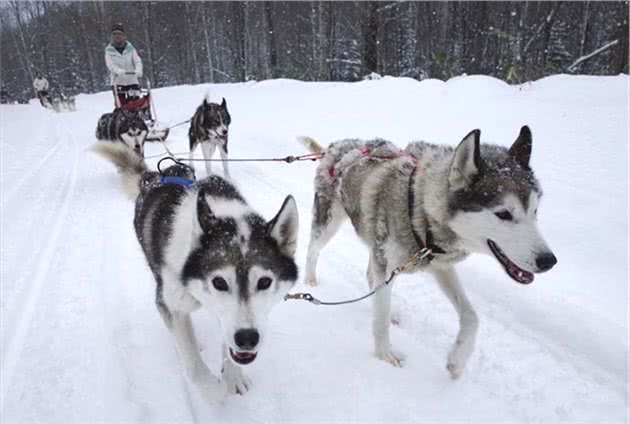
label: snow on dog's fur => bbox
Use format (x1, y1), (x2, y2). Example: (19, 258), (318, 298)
(300, 127), (557, 377)
(93, 143), (299, 403)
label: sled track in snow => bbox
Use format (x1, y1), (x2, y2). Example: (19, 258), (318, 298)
(1, 135), (63, 205)
(0, 118), (79, 414)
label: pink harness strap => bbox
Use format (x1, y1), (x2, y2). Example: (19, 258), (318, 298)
(328, 146), (417, 179)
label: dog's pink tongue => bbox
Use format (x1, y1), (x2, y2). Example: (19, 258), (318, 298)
(510, 263), (534, 283)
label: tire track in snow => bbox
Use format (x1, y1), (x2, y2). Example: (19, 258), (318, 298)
(0, 117), (79, 414)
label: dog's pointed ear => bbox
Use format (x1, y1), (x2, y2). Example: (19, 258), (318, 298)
(509, 125), (532, 168)
(221, 97), (227, 110)
(268, 195), (299, 257)
(197, 191), (216, 233)
(203, 97), (210, 107)
(449, 129), (481, 191)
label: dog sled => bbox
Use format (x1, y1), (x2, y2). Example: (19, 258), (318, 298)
(114, 75), (169, 142)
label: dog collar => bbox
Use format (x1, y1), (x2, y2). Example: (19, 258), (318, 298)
(408, 166), (446, 262)
(160, 175), (196, 188)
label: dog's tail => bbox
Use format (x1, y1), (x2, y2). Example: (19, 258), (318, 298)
(91, 142), (147, 199)
(297, 136), (324, 154)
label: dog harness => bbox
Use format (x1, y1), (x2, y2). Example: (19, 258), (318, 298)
(330, 145), (446, 262)
(407, 166), (446, 262)
(159, 175), (196, 188)
(156, 157), (197, 188)
(285, 149), (447, 306)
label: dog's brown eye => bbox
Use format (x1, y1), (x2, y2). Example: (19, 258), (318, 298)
(495, 210), (513, 221)
(212, 277), (229, 291)
(257, 277), (272, 291)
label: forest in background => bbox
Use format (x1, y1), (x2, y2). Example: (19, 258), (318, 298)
(1, 1), (628, 99)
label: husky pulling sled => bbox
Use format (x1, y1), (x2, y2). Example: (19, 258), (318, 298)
(113, 74), (169, 142)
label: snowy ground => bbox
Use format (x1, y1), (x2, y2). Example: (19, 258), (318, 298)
(1, 75), (628, 423)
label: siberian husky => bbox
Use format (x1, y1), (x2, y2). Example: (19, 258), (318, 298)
(92, 143), (299, 403)
(300, 126), (557, 378)
(96, 108), (148, 157)
(189, 98), (231, 178)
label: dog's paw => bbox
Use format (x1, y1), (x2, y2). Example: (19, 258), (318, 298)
(194, 372), (228, 404)
(305, 277), (318, 287)
(376, 348), (404, 368)
(390, 310), (402, 326)
(446, 337), (475, 379)
(446, 350), (466, 379)
(223, 363), (251, 395)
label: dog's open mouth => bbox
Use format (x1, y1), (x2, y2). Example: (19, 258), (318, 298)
(212, 132), (228, 142)
(487, 240), (534, 284)
(229, 348), (257, 365)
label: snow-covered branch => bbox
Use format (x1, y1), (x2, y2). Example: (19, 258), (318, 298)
(567, 39), (619, 72)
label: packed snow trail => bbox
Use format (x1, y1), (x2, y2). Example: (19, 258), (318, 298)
(1, 75), (627, 423)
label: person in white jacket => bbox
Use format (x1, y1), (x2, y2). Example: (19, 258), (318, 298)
(105, 23), (143, 107)
(33, 72), (50, 106)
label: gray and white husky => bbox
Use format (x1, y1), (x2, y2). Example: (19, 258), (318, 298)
(189, 98), (231, 178)
(300, 126), (557, 378)
(92, 143), (299, 403)
(96, 108), (148, 157)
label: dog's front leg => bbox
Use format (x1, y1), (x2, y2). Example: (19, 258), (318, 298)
(370, 258), (402, 367)
(170, 312), (227, 403)
(200, 142), (216, 176)
(431, 266), (479, 379)
(219, 145), (231, 180)
(221, 344), (251, 395)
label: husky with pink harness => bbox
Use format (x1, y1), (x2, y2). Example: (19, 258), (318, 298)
(299, 127), (557, 377)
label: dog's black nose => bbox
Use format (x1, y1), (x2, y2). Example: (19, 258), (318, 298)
(221, 128), (228, 135)
(536, 253), (557, 272)
(234, 328), (259, 350)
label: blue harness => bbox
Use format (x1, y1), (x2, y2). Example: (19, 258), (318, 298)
(160, 175), (196, 188)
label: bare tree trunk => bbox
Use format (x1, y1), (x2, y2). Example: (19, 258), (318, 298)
(615, 5), (629, 73)
(317, 2), (329, 79)
(201, 4), (215, 82)
(77, 3), (96, 90)
(0, 10), (29, 92)
(514, 2), (528, 64)
(310, 2), (328, 80)
(243, 2), (250, 80)
(264, 1), (278, 78)
(10, 1), (35, 84)
(93, 0), (106, 33)
(184, 2), (201, 83)
(232, 2), (246, 81)
(579, 2), (590, 58)
(439, 2), (449, 45)
(143, 2), (158, 85)
(523, 1), (563, 55)
(212, 7), (222, 80)
(361, 1), (379, 74)
(311, 2), (318, 79)
(31, 2), (51, 77)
